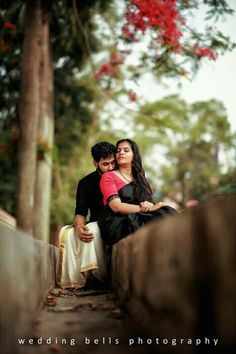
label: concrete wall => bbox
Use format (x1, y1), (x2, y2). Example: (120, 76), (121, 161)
(0, 221), (57, 354)
(112, 195), (236, 353)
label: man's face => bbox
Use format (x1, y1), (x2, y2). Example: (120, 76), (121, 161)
(94, 155), (116, 173)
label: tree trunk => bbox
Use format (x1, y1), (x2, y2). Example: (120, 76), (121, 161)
(17, 0), (42, 234)
(34, 1), (54, 242)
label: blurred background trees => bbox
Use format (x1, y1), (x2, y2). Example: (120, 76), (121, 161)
(0, 0), (235, 241)
(133, 96), (234, 204)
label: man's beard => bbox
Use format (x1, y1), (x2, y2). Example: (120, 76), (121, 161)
(96, 167), (103, 175)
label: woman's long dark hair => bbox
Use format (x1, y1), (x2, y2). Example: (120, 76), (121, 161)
(116, 139), (153, 203)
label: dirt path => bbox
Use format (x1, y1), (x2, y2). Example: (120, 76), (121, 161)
(22, 288), (150, 354)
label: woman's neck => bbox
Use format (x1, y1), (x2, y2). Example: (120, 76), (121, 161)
(119, 166), (132, 177)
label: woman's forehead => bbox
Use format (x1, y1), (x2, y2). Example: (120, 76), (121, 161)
(117, 141), (131, 149)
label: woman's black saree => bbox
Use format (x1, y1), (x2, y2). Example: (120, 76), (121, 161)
(98, 182), (177, 245)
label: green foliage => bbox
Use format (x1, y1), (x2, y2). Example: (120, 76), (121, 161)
(0, 2), (23, 214)
(0, 147), (18, 215)
(133, 95), (234, 202)
(217, 164), (236, 194)
(0, 0), (111, 219)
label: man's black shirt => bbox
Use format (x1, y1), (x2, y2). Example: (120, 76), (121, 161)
(75, 170), (103, 222)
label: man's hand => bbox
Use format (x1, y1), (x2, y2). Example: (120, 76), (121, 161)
(74, 225), (93, 243)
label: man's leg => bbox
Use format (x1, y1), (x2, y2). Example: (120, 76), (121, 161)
(85, 222), (108, 281)
(57, 225), (87, 289)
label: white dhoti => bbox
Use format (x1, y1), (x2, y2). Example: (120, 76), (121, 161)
(57, 222), (108, 289)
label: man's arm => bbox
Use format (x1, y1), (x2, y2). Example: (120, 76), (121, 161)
(74, 178), (94, 242)
(73, 214), (94, 242)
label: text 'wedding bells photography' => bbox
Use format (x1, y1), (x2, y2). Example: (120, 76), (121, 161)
(17, 336), (219, 347)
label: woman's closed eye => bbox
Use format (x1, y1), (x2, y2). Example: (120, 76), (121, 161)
(117, 148), (130, 153)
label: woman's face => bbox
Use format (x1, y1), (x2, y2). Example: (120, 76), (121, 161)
(116, 141), (134, 166)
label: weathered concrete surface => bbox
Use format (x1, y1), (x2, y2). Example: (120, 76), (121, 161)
(23, 288), (153, 354)
(0, 222), (57, 354)
(112, 195), (236, 354)
(1, 195), (236, 354)
(0, 208), (16, 227)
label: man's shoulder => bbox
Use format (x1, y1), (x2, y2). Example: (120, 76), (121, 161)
(79, 170), (100, 185)
(101, 170), (117, 181)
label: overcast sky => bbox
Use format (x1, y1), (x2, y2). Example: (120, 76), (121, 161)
(177, 0), (236, 132)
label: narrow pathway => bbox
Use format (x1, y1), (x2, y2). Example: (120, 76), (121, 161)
(23, 288), (150, 354)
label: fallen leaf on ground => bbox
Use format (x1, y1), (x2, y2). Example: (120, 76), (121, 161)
(109, 308), (124, 319)
(44, 294), (57, 306)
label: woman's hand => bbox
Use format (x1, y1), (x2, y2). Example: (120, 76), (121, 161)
(149, 202), (166, 212)
(140, 201), (154, 213)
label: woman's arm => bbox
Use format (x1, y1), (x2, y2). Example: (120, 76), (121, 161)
(100, 172), (153, 214)
(109, 197), (141, 214)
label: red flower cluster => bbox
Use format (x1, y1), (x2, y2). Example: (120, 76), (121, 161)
(127, 89), (137, 102)
(95, 63), (116, 79)
(96, 1), (219, 84)
(37, 132), (50, 154)
(122, 24), (138, 41)
(122, 0), (183, 49)
(95, 51), (124, 79)
(194, 44), (217, 60)
(4, 21), (16, 30)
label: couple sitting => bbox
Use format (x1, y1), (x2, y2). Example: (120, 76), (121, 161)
(57, 139), (176, 289)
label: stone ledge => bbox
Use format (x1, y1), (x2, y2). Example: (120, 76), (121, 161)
(112, 195), (236, 353)
(0, 221), (58, 354)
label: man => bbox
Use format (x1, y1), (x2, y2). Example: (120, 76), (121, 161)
(74, 141), (116, 243)
(57, 141), (116, 289)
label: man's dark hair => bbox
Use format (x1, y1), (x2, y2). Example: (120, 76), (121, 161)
(91, 141), (116, 162)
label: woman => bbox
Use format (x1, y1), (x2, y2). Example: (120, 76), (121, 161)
(98, 139), (177, 245)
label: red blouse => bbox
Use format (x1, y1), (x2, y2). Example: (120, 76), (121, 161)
(100, 171), (127, 205)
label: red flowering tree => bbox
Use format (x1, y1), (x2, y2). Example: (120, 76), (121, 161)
(122, 0), (183, 49)
(95, 0), (235, 100)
